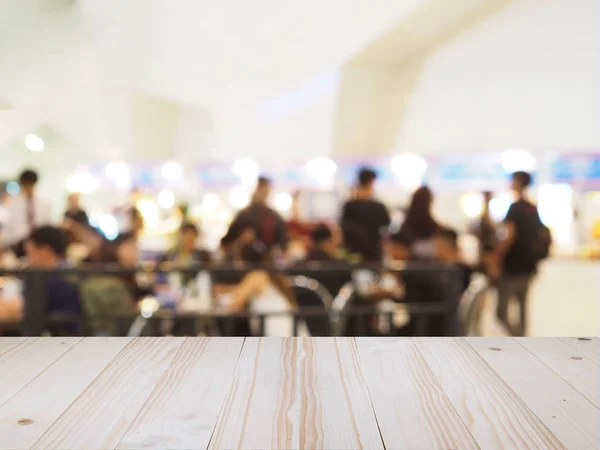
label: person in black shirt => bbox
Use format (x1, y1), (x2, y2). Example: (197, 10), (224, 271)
(21, 226), (83, 336)
(340, 168), (390, 262)
(492, 171), (542, 336)
(302, 224), (350, 298)
(227, 177), (288, 253)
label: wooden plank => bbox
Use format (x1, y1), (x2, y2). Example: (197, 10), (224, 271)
(468, 337), (600, 450)
(0, 337), (82, 407)
(0, 337), (29, 361)
(415, 338), (564, 450)
(356, 337), (478, 449)
(0, 337), (131, 450)
(34, 337), (185, 449)
(516, 337), (600, 408)
(560, 337), (600, 367)
(209, 337), (383, 450)
(117, 337), (244, 450)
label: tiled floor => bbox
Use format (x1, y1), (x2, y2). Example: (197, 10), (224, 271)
(480, 259), (600, 336)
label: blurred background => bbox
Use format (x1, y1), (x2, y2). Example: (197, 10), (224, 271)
(0, 0), (598, 337)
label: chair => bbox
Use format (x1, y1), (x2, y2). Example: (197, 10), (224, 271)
(330, 282), (356, 336)
(457, 272), (492, 336)
(290, 276), (333, 336)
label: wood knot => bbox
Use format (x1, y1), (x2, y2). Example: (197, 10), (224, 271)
(489, 347), (502, 351)
(570, 356), (583, 360)
(578, 338), (592, 341)
(17, 419), (33, 426)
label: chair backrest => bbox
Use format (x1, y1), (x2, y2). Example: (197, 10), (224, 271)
(291, 275), (333, 309)
(457, 273), (491, 336)
(330, 282), (356, 336)
(290, 276), (333, 336)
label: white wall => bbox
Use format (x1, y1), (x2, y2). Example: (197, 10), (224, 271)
(395, 0), (600, 153)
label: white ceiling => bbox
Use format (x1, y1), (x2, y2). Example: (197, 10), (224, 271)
(0, 0), (424, 166)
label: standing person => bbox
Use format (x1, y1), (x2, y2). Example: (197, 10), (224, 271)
(398, 186), (442, 259)
(340, 168), (391, 262)
(491, 171), (550, 336)
(3, 170), (52, 258)
(64, 192), (89, 227)
(228, 176), (288, 253)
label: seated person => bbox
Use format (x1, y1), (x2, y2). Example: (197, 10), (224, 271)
(158, 222), (211, 287)
(214, 243), (298, 337)
(21, 226), (83, 336)
(434, 228), (473, 293)
(79, 233), (140, 335)
(161, 222), (211, 266)
(301, 224), (351, 298)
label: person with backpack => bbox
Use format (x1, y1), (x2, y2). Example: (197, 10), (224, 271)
(226, 176), (289, 254)
(491, 171), (551, 336)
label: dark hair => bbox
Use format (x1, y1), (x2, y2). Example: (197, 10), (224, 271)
(512, 171), (532, 189)
(358, 168), (377, 187)
(239, 243), (296, 306)
(390, 229), (413, 247)
(102, 232), (136, 263)
(29, 226), (68, 257)
(180, 222), (199, 236)
(19, 169), (39, 186)
(311, 224), (332, 245)
(400, 186), (438, 240)
(257, 176), (271, 187)
(438, 228), (458, 249)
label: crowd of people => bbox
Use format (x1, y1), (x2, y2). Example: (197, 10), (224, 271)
(0, 166), (550, 337)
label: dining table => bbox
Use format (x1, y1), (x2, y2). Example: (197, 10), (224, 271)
(0, 336), (598, 449)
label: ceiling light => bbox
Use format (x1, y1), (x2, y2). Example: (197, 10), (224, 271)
(391, 153), (428, 189)
(24, 134), (45, 152)
(65, 172), (99, 194)
(105, 161), (132, 190)
(232, 159), (260, 186)
(273, 192), (293, 213)
(501, 149), (537, 173)
(460, 193), (484, 218)
(161, 161), (183, 181)
(202, 193), (221, 213)
(229, 186), (250, 209)
(305, 158), (337, 186)
(157, 189), (175, 209)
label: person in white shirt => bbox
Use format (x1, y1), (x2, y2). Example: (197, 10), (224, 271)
(2, 169), (52, 257)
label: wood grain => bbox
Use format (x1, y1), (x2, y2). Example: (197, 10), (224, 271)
(0, 337), (130, 450)
(0, 336), (29, 361)
(117, 337), (244, 450)
(34, 337), (184, 449)
(356, 337), (478, 449)
(0, 337), (81, 407)
(560, 337), (600, 366)
(209, 337), (383, 450)
(516, 337), (600, 408)
(415, 337), (564, 450)
(467, 337), (600, 450)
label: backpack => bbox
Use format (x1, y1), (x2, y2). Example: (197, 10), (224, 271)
(79, 276), (136, 335)
(532, 214), (552, 261)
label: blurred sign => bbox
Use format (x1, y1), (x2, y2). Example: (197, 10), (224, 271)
(550, 154), (600, 187)
(430, 155), (509, 191)
(198, 163), (240, 187)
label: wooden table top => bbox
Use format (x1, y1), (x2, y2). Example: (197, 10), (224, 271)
(0, 337), (598, 450)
